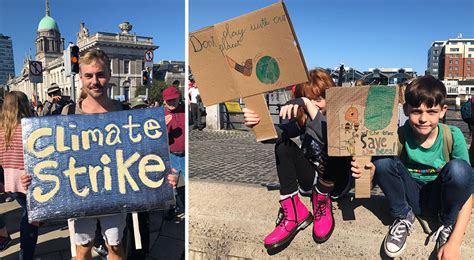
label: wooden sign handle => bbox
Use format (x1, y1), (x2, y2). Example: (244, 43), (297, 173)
(132, 212), (142, 250)
(68, 218), (76, 257)
(243, 94), (278, 141)
(355, 156), (373, 198)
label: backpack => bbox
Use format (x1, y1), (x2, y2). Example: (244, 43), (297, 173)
(61, 100), (128, 115)
(397, 124), (453, 163)
(61, 102), (75, 115)
(460, 96), (474, 133)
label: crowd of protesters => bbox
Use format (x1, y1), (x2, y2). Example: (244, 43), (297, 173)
(0, 48), (185, 260)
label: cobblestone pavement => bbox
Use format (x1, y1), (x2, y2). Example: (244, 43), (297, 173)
(189, 109), (470, 196)
(189, 129), (278, 185)
(445, 108), (471, 140)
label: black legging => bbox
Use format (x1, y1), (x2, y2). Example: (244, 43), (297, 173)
(275, 139), (316, 195)
(275, 139), (350, 195)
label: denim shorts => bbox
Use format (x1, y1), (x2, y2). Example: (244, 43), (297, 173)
(170, 153), (185, 176)
(170, 153), (185, 188)
(74, 213), (126, 246)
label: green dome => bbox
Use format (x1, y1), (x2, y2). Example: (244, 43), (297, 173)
(37, 15), (59, 31)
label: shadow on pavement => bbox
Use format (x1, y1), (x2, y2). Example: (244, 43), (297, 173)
(2, 206), (22, 235)
(335, 194), (393, 226)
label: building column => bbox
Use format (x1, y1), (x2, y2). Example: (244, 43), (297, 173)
(205, 104), (220, 130)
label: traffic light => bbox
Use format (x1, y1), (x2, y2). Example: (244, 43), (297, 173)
(142, 70), (149, 86)
(70, 45), (80, 74)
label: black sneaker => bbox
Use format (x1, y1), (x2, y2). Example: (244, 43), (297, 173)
(432, 224), (453, 252)
(383, 210), (415, 257)
(93, 243), (108, 257)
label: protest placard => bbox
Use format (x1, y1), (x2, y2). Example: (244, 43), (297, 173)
(22, 107), (175, 222)
(326, 86), (399, 198)
(189, 2), (309, 141)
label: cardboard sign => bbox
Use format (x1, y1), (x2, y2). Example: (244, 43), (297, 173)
(326, 86), (399, 198)
(22, 108), (175, 222)
(189, 2), (309, 141)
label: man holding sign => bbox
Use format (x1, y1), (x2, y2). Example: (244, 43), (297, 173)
(23, 49), (126, 259)
(22, 49), (174, 260)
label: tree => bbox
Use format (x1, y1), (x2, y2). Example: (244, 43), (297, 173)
(135, 80), (168, 103)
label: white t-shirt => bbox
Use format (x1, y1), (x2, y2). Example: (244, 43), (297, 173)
(189, 87), (200, 104)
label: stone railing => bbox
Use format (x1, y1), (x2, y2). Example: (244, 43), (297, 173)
(78, 33), (153, 47)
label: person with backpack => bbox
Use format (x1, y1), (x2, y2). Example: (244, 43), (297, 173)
(41, 83), (74, 116)
(351, 76), (473, 258)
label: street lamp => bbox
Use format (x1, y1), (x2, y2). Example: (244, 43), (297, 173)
(337, 64), (345, 86)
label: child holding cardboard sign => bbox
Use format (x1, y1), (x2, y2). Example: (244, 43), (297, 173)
(244, 69), (351, 250)
(351, 76), (473, 258)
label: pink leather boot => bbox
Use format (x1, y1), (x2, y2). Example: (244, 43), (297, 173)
(263, 194), (312, 249)
(312, 190), (335, 243)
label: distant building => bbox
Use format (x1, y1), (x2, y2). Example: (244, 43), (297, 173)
(444, 38), (474, 81)
(0, 34), (15, 85)
(7, 0), (65, 102)
(427, 40), (444, 79)
(362, 68), (416, 85)
(7, 0), (158, 102)
(77, 21), (158, 101)
(427, 38), (474, 81)
(153, 60), (185, 87)
(328, 66), (365, 85)
(326, 66), (415, 86)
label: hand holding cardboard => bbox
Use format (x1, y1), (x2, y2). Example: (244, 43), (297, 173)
(189, 2), (309, 141)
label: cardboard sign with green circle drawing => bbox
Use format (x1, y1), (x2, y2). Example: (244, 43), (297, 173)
(326, 86), (399, 198)
(189, 2), (309, 141)
(326, 86), (399, 157)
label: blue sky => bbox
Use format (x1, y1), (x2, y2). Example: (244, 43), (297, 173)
(0, 0), (184, 76)
(190, 0), (474, 74)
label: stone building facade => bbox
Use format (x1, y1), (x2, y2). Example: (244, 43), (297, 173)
(7, 0), (158, 103)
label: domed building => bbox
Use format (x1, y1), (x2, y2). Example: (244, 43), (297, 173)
(8, 0), (159, 103)
(35, 0), (64, 62)
(8, 0), (66, 102)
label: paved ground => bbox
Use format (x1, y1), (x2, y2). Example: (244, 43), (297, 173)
(189, 180), (474, 259)
(189, 109), (474, 259)
(0, 200), (184, 259)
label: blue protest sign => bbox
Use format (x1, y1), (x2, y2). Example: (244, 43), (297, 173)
(22, 107), (175, 222)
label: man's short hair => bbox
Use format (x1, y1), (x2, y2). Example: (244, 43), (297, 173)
(79, 49), (111, 72)
(404, 75), (446, 108)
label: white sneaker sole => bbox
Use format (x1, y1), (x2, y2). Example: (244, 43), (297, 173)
(383, 236), (407, 258)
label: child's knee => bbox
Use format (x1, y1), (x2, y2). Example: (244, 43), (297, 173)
(275, 139), (296, 155)
(372, 157), (397, 174)
(443, 159), (472, 184)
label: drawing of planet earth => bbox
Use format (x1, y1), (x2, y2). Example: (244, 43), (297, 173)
(256, 56), (280, 84)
